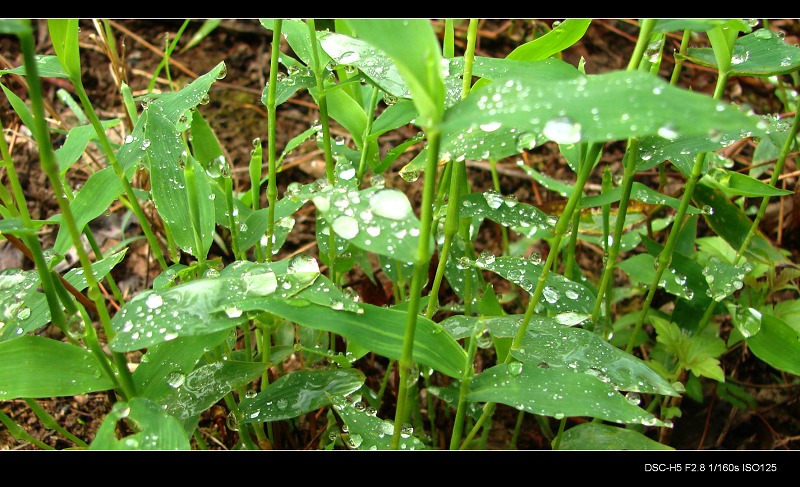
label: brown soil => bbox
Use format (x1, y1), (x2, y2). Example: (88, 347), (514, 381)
(1, 19), (799, 452)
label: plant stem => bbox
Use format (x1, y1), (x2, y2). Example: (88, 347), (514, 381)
(391, 128), (441, 449)
(265, 19), (282, 260)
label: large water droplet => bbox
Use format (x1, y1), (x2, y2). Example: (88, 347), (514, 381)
(332, 215), (359, 239)
(543, 116), (581, 144)
(369, 189), (412, 220)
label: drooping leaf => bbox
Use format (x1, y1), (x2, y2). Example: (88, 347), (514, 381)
(746, 313), (800, 376)
(467, 363), (670, 427)
(239, 369), (365, 423)
(0, 336), (114, 399)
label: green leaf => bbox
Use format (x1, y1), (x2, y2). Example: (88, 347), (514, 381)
(0, 336), (114, 399)
(90, 397), (190, 450)
(445, 314), (677, 396)
(238, 293), (465, 379)
(618, 253), (702, 302)
(693, 182), (789, 265)
(55, 120), (121, 174)
(746, 312), (800, 376)
(701, 256), (754, 303)
(47, 19), (81, 79)
(459, 191), (555, 238)
(462, 255), (596, 314)
(110, 256), (320, 351)
(239, 369), (365, 423)
(557, 422), (673, 450)
(181, 19), (222, 52)
(651, 316), (726, 382)
(345, 19), (444, 128)
(701, 168), (793, 197)
(581, 182), (702, 215)
(0, 55), (69, 78)
(162, 360), (268, 431)
(507, 19), (592, 61)
(682, 28), (800, 77)
(312, 161), (430, 263)
(467, 363), (669, 427)
(1, 82), (35, 130)
(653, 19), (733, 33)
(133, 330), (229, 401)
(328, 394), (426, 450)
(442, 70), (763, 147)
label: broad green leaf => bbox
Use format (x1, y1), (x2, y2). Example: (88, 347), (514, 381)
(345, 19), (444, 128)
(262, 68), (315, 106)
(239, 369), (365, 423)
(328, 394), (426, 450)
(651, 316), (726, 382)
(319, 31), (410, 98)
(55, 120), (121, 174)
(693, 182), (788, 265)
(162, 360), (268, 431)
(557, 422), (673, 450)
(459, 191), (555, 238)
(746, 313), (800, 376)
(462, 255), (596, 314)
(681, 28), (800, 77)
(189, 110), (224, 167)
(701, 168), (793, 197)
(0, 218), (50, 236)
(770, 299), (800, 335)
(0, 54), (70, 78)
(442, 70), (763, 148)
(370, 98), (417, 137)
(312, 162), (430, 263)
(653, 19), (733, 33)
(90, 397), (190, 450)
(0, 336), (114, 399)
(467, 363), (669, 427)
(444, 314), (677, 396)
(238, 296), (465, 379)
(133, 330), (229, 401)
(109, 255), (320, 351)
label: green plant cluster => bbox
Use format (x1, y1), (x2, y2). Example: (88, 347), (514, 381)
(0, 19), (798, 450)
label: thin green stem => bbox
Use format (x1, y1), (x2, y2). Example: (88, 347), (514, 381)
(391, 128), (441, 449)
(265, 19), (282, 260)
(25, 398), (89, 448)
(356, 85), (381, 182)
(449, 321), (479, 449)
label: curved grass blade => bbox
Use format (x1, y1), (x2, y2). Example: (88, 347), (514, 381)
(239, 369), (364, 423)
(90, 397), (190, 450)
(239, 296), (465, 379)
(328, 394), (426, 450)
(557, 422), (673, 450)
(467, 363), (670, 427)
(701, 169), (793, 198)
(55, 120), (120, 174)
(0, 336), (114, 399)
(0, 54), (69, 78)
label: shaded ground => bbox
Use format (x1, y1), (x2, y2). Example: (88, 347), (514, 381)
(0, 19), (799, 450)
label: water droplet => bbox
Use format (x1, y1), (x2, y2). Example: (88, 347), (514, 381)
(542, 286), (559, 304)
(657, 124), (679, 140)
(625, 391), (641, 405)
(347, 433), (363, 449)
(479, 121), (502, 132)
(276, 398), (288, 409)
(482, 190), (504, 209)
(516, 132), (537, 151)
(400, 423), (413, 438)
(332, 215), (359, 239)
(225, 306), (243, 318)
(508, 362), (523, 376)
(369, 189), (412, 220)
(543, 116), (581, 144)
(166, 371), (185, 388)
(145, 293), (163, 309)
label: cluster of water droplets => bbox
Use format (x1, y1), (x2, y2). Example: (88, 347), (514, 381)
(0, 269), (38, 337)
(702, 256), (752, 302)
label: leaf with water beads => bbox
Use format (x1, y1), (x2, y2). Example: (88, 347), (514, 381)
(701, 168), (793, 198)
(459, 191), (554, 239)
(109, 256), (320, 352)
(681, 28), (800, 77)
(90, 397), (190, 450)
(161, 360), (268, 431)
(745, 313), (800, 376)
(464, 255), (596, 314)
(0, 336), (115, 400)
(327, 394), (426, 450)
(442, 70), (763, 148)
(0, 54), (70, 78)
(467, 363), (670, 427)
(313, 177), (431, 264)
(442, 314), (678, 396)
(702, 256), (753, 302)
(617, 253), (701, 303)
(557, 422), (673, 450)
(239, 369), (364, 423)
